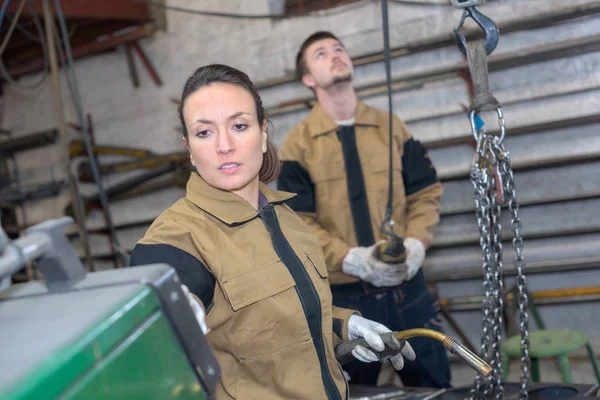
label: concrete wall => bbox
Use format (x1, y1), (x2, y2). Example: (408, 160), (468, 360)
(2, 0), (600, 354)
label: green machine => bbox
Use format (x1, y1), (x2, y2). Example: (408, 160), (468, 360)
(0, 217), (221, 400)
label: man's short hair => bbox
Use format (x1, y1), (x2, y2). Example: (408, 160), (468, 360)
(295, 31), (344, 80)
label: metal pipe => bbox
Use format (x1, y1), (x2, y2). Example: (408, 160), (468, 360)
(0, 231), (51, 279)
(426, 255), (600, 283)
(438, 286), (600, 312)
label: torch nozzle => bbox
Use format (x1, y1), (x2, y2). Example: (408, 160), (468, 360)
(393, 329), (492, 377)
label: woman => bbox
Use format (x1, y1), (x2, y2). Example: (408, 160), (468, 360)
(130, 64), (415, 400)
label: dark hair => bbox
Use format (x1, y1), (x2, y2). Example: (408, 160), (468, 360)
(178, 64), (280, 184)
(295, 31), (344, 80)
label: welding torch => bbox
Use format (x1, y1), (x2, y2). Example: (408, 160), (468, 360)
(335, 329), (493, 378)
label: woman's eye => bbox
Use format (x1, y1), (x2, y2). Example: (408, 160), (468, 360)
(196, 130), (210, 138)
(233, 124), (247, 131)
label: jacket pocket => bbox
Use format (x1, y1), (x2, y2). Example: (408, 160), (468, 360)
(305, 250), (334, 334)
(305, 250), (329, 278)
(310, 161), (345, 183)
(220, 259), (295, 311)
(310, 162), (347, 213)
(369, 152), (401, 174)
(237, 339), (329, 400)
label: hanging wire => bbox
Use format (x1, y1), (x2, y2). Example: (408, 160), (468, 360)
(0, 0), (26, 57)
(379, 0), (398, 239)
(4, 10), (78, 44)
(0, 0), (48, 90)
(0, 0), (13, 31)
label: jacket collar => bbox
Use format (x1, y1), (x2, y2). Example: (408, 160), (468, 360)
(305, 99), (379, 138)
(185, 172), (295, 226)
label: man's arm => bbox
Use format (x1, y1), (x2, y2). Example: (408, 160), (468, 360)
(400, 131), (443, 249)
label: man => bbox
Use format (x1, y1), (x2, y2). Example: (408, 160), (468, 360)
(277, 31), (451, 388)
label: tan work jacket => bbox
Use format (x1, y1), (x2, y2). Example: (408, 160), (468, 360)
(279, 101), (443, 284)
(132, 173), (355, 399)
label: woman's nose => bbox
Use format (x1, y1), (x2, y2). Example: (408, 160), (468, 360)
(216, 131), (235, 154)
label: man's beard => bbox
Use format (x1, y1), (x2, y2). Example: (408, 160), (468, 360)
(332, 73), (352, 85)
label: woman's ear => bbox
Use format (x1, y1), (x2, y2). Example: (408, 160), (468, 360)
(261, 120), (268, 153)
(182, 136), (196, 167)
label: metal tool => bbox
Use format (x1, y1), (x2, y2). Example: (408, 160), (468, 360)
(334, 329), (493, 378)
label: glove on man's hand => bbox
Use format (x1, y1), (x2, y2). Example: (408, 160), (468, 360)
(342, 241), (408, 287)
(347, 315), (416, 370)
(404, 237), (425, 281)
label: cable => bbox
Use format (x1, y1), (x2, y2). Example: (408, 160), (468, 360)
(0, 0), (12, 32)
(0, 0), (48, 90)
(380, 0), (396, 236)
(0, 0), (26, 57)
(134, 0), (371, 20)
(52, 0), (129, 266)
(5, 11), (78, 44)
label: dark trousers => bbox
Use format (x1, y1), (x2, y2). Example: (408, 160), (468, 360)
(331, 269), (452, 388)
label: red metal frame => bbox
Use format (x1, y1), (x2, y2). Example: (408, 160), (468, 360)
(5, 0), (151, 21)
(7, 24), (153, 78)
(131, 41), (162, 86)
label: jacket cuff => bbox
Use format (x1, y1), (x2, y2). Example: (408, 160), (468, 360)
(332, 306), (361, 341)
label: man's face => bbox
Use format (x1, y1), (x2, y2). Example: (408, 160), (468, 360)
(302, 38), (354, 90)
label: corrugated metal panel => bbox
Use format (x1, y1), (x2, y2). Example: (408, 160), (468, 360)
(425, 233), (600, 281)
(270, 86), (600, 147)
(260, 13), (600, 109)
(434, 198), (600, 247)
(430, 122), (600, 180)
(441, 161), (600, 214)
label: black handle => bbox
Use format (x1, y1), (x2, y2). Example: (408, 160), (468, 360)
(334, 332), (405, 365)
(374, 237), (406, 264)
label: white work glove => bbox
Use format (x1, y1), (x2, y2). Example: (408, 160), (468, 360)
(347, 315), (416, 370)
(404, 237), (425, 281)
(342, 241), (406, 287)
(181, 284), (209, 335)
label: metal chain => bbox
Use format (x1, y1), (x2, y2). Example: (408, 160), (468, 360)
(469, 132), (496, 400)
(489, 162), (505, 400)
(498, 142), (531, 400)
(469, 130), (531, 400)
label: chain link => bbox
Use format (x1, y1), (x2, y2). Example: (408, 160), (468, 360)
(469, 132), (495, 400)
(490, 164), (505, 400)
(499, 142), (531, 400)
(469, 131), (530, 400)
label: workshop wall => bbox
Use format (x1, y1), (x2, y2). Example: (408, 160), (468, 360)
(2, 0), (600, 353)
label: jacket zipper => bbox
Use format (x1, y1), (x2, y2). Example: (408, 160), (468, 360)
(259, 205), (342, 400)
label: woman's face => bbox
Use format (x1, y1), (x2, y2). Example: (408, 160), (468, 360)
(183, 83), (267, 202)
